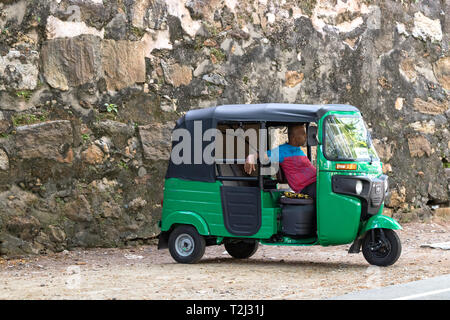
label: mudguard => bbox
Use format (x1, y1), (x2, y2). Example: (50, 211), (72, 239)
(348, 214), (402, 253)
(160, 211), (210, 236)
(359, 214), (402, 235)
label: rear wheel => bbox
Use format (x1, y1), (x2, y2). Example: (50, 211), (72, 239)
(168, 225), (206, 264)
(362, 228), (401, 266)
(224, 239), (259, 259)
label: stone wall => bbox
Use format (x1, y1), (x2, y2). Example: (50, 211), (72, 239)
(0, 0), (448, 256)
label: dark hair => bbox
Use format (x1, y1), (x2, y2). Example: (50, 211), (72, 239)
(287, 123), (306, 140)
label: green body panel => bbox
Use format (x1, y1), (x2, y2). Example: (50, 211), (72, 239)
(260, 237), (318, 246)
(162, 210), (210, 235)
(358, 213), (403, 236)
(315, 110), (392, 246)
(160, 178), (222, 235)
(316, 170), (362, 245)
(161, 178), (277, 239)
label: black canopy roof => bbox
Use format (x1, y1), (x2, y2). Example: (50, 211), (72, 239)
(183, 103), (359, 124)
(166, 103), (360, 182)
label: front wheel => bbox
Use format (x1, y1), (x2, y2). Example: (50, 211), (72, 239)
(224, 239), (259, 259)
(362, 228), (401, 266)
(168, 225), (206, 264)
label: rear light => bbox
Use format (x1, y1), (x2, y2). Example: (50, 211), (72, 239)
(160, 198), (163, 207)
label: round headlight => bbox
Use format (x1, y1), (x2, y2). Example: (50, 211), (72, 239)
(355, 180), (363, 195)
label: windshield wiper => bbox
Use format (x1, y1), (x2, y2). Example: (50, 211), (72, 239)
(366, 131), (374, 165)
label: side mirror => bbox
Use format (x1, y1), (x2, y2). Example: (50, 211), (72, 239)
(307, 126), (318, 146)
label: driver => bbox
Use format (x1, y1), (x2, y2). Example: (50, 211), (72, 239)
(244, 123), (317, 198)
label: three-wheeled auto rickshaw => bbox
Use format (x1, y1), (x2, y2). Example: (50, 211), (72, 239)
(158, 104), (402, 266)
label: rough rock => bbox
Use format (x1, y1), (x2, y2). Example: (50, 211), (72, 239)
(202, 73), (228, 86)
(413, 98), (449, 115)
(160, 95), (177, 112)
(128, 197), (147, 211)
(42, 36), (146, 91)
(0, 91), (32, 112)
(89, 178), (118, 193)
(382, 163), (392, 174)
(408, 135), (432, 158)
(124, 137), (139, 159)
(0, 233), (31, 257)
(0, 0), (27, 30)
(285, 71), (304, 88)
(130, 0), (168, 30)
(139, 123), (174, 161)
(194, 60), (214, 77)
(394, 97), (404, 111)
(14, 120), (74, 161)
(92, 120), (134, 149)
(310, 0), (369, 34)
(372, 139), (396, 162)
(409, 120), (436, 134)
(160, 60), (192, 87)
(105, 13), (128, 40)
(411, 11), (442, 42)
(101, 201), (121, 219)
(141, 30), (173, 57)
(146, 0), (169, 30)
(0, 50), (39, 91)
(94, 136), (112, 154)
(64, 195), (92, 222)
(130, 0), (151, 29)
(6, 215), (40, 241)
(185, 0), (221, 20)
(81, 144), (104, 164)
(433, 57), (450, 91)
(101, 40), (146, 91)
(46, 15), (105, 39)
(41, 35), (102, 91)
(48, 225), (66, 243)
(164, 0), (201, 37)
(0, 149), (9, 171)
(399, 58), (417, 83)
(387, 186), (406, 208)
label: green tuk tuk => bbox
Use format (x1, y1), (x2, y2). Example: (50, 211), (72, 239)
(157, 104), (402, 266)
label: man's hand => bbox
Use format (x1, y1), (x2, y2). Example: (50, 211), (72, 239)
(244, 154), (257, 174)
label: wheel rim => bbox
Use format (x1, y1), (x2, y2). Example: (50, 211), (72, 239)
(175, 233), (195, 257)
(369, 232), (392, 259)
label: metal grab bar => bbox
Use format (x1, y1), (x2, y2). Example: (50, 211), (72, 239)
(216, 176), (259, 182)
(215, 159), (247, 164)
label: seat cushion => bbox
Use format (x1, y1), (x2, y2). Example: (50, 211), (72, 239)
(279, 197), (314, 205)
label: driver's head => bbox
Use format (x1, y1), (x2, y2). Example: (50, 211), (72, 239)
(288, 124), (307, 147)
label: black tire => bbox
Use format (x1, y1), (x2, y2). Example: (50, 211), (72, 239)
(362, 229), (401, 267)
(224, 239), (259, 259)
(168, 225), (206, 264)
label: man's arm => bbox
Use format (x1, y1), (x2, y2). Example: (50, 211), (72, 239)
(244, 153), (257, 174)
(244, 152), (271, 174)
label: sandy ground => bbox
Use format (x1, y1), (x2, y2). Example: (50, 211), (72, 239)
(0, 221), (449, 300)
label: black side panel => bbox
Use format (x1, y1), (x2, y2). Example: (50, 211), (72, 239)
(281, 204), (316, 237)
(220, 186), (261, 236)
(165, 117), (216, 182)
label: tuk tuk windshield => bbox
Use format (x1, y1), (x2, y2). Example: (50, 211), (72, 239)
(324, 115), (379, 161)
